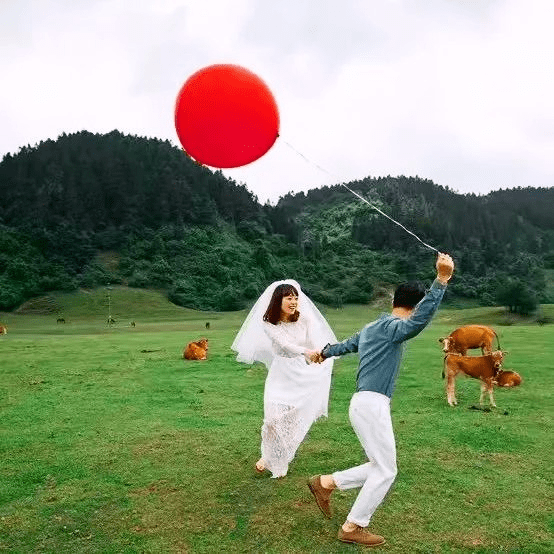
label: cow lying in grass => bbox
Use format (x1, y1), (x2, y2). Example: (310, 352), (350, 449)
(495, 370), (522, 388)
(183, 338), (208, 360)
(443, 350), (520, 407)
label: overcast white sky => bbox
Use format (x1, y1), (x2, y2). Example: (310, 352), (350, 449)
(1, 0), (553, 204)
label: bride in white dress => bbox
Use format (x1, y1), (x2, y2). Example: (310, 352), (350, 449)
(232, 280), (336, 478)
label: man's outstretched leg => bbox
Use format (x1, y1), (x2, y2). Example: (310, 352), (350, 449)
(309, 392), (394, 547)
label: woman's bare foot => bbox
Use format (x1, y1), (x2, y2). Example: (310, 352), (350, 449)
(255, 459), (266, 473)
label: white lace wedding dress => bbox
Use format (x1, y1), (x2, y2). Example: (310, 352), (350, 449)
(231, 279), (336, 478)
(261, 315), (334, 477)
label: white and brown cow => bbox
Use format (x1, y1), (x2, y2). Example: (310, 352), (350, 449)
(0, 324), (7, 335)
(443, 350), (508, 407)
(439, 325), (499, 356)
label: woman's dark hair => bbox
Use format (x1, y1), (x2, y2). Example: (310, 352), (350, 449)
(263, 283), (299, 325)
(393, 281), (426, 309)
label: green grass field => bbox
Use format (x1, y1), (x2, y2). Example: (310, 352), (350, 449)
(1, 289), (553, 553)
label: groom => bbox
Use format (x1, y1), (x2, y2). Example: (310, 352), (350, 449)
(308, 252), (454, 547)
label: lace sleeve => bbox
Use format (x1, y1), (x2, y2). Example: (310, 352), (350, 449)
(263, 321), (307, 358)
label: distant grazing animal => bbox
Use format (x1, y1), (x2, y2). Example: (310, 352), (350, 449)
(205, 322), (210, 329)
(57, 317), (65, 324)
(439, 325), (499, 356)
(443, 350), (506, 407)
(131, 321), (136, 327)
(183, 338), (208, 360)
(107, 316), (116, 325)
(0, 324), (7, 335)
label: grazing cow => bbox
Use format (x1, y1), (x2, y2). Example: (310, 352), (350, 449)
(205, 322), (210, 329)
(57, 317), (65, 324)
(0, 324), (7, 335)
(107, 316), (116, 325)
(130, 321), (136, 327)
(443, 350), (505, 407)
(183, 338), (208, 360)
(439, 325), (499, 356)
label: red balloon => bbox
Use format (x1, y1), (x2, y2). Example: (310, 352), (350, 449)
(174, 64), (280, 168)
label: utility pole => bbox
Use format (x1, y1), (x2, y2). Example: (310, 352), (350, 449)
(107, 284), (113, 326)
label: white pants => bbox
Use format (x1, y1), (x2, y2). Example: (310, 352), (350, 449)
(332, 391), (397, 527)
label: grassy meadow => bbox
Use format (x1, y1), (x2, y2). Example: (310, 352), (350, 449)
(0, 288), (553, 553)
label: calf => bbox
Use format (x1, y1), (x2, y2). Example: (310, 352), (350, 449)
(443, 350), (504, 407)
(183, 338), (208, 360)
(439, 325), (499, 356)
(495, 370), (522, 388)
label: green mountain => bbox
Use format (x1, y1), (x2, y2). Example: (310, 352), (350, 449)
(1, 131), (552, 313)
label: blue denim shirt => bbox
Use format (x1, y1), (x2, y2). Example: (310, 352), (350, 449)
(322, 279), (446, 398)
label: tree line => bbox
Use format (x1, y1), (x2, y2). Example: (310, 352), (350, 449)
(1, 131), (552, 314)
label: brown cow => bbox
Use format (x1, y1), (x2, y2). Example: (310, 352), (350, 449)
(444, 350), (505, 407)
(439, 325), (499, 356)
(495, 370), (522, 388)
(183, 338), (208, 360)
(0, 324), (7, 335)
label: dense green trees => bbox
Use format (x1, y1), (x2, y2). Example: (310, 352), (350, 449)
(496, 280), (538, 315)
(1, 131), (552, 313)
(271, 178), (554, 313)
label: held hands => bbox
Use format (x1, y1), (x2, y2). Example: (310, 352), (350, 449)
(304, 350), (325, 364)
(436, 252), (455, 285)
(312, 351), (325, 364)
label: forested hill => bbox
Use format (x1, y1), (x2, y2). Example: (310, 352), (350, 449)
(0, 131), (552, 313)
(272, 178), (554, 254)
(0, 130), (265, 230)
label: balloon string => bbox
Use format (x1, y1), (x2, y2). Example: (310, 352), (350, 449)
(282, 140), (439, 253)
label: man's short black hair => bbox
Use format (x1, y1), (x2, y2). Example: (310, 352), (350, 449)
(393, 281), (426, 309)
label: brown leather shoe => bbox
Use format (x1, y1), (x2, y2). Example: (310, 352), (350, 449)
(338, 525), (385, 547)
(307, 475), (333, 519)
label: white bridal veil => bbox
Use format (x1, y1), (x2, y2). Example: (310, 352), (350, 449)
(231, 279), (337, 368)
